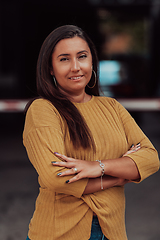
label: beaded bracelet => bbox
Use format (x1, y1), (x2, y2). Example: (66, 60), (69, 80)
(96, 160), (105, 189)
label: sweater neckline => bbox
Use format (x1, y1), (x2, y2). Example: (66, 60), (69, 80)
(73, 95), (95, 106)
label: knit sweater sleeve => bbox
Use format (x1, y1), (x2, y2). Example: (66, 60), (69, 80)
(23, 99), (88, 198)
(116, 99), (159, 182)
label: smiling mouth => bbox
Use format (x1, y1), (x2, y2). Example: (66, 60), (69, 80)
(69, 76), (83, 80)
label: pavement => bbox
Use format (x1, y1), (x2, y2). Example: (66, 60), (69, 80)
(0, 111), (160, 240)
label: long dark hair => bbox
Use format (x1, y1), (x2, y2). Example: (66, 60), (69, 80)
(36, 25), (100, 150)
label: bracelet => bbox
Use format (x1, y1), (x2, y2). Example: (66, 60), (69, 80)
(96, 160), (105, 189)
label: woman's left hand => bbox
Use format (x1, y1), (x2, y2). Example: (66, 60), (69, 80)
(123, 143), (141, 157)
(52, 153), (102, 183)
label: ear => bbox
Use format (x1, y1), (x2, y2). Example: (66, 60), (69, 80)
(50, 67), (54, 76)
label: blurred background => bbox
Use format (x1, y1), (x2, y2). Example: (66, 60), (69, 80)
(0, 0), (160, 239)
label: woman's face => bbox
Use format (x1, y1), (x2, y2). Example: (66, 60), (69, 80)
(50, 36), (92, 97)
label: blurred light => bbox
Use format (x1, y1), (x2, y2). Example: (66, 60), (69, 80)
(0, 100), (28, 112)
(99, 60), (121, 86)
(0, 75), (16, 87)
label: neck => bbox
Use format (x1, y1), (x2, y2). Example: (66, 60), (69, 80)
(71, 92), (92, 103)
(59, 88), (91, 103)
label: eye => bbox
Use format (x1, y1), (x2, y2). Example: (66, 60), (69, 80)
(60, 57), (69, 62)
(79, 54), (87, 59)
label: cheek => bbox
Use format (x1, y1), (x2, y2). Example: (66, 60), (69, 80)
(82, 61), (92, 72)
(85, 64), (92, 77)
(84, 66), (92, 84)
(53, 64), (68, 78)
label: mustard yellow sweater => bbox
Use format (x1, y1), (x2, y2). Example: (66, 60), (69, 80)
(23, 96), (159, 240)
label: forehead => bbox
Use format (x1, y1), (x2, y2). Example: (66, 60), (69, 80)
(53, 36), (91, 55)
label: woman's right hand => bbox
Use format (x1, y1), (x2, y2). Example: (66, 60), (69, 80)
(115, 178), (130, 187)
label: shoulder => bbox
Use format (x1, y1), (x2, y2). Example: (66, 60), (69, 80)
(28, 98), (55, 110)
(27, 98), (60, 117)
(94, 96), (120, 108)
(24, 98), (62, 130)
(93, 96), (134, 129)
(94, 96), (130, 118)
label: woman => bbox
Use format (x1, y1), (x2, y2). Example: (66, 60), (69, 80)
(23, 25), (159, 240)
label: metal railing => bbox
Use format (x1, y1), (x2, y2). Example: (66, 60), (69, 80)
(0, 98), (160, 112)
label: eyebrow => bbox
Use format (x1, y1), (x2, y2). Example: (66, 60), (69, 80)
(57, 50), (89, 58)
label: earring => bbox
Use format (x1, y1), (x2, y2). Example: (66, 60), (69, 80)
(87, 70), (96, 89)
(52, 75), (57, 87)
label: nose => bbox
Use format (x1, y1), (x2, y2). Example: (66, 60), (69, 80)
(71, 58), (80, 72)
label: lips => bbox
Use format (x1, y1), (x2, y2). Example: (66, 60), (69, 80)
(69, 75), (83, 80)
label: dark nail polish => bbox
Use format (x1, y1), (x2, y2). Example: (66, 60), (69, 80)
(66, 180), (69, 183)
(57, 173), (62, 176)
(54, 152), (59, 155)
(51, 161), (56, 163)
(131, 144), (134, 148)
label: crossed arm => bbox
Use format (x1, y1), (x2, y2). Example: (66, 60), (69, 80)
(24, 100), (159, 197)
(52, 144), (141, 194)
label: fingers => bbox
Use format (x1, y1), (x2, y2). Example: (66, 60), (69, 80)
(52, 153), (91, 183)
(52, 152), (76, 168)
(123, 143), (141, 156)
(130, 143), (141, 150)
(132, 143), (141, 151)
(57, 167), (79, 177)
(130, 143), (140, 153)
(66, 174), (81, 184)
(51, 160), (71, 168)
(52, 153), (81, 180)
(116, 178), (130, 186)
(54, 163), (82, 184)
(54, 152), (74, 162)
